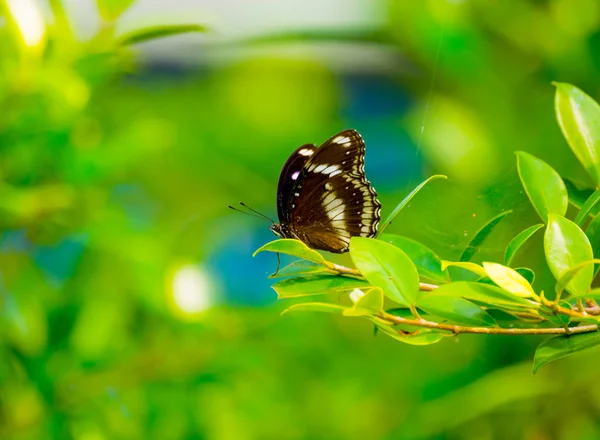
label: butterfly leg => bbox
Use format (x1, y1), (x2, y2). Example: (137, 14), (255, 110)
(270, 252), (282, 277)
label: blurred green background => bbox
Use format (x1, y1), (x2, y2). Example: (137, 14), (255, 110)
(2, 0), (600, 439)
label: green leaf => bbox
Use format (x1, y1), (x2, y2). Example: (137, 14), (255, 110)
(344, 288), (384, 317)
(515, 267), (535, 285)
(545, 214), (594, 297)
(417, 294), (496, 327)
(269, 260), (329, 278)
(377, 175), (447, 236)
(96, 0), (135, 21)
(556, 259), (600, 299)
(579, 287), (600, 301)
(565, 178), (594, 209)
(504, 224), (544, 266)
(281, 302), (347, 315)
(554, 82), (600, 187)
(516, 151), (568, 222)
(425, 281), (538, 311)
(540, 299), (572, 327)
(116, 24), (208, 46)
(442, 261), (487, 278)
(585, 213), (600, 275)
(482, 262), (537, 298)
(254, 239), (325, 264)
(371, 318), (445, 345)
(533, 331), (600, 373)
(379, 234), (449, 283)
(575, 188), (600, 225)
(272, 275), (370, 299)
(349, 237), (420, 307)
(460, 210), (512, 262)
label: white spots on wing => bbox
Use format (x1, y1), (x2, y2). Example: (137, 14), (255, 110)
(314, 164), (327, 173)
(329, 170), (341, 177)
(333, 136), (350, 144)
(298, 148), (314, 156)
(291, 171), (300, 180)
(322, 165), (339, 175)
(323, 193), (336, 206)
(294, 192), (300, 197)
(328, 203), (346, 221)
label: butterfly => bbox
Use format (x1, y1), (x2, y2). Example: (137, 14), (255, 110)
(270, 129), (381, 253)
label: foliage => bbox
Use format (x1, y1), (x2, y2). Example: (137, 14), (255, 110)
(258, 82), (600, 372)
(5, 0), (600, 439)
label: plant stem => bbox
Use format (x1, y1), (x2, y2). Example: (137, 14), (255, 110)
(327, 262), (438, 291)
(378, 311), (598, 336)
(330, 261), (600, 334)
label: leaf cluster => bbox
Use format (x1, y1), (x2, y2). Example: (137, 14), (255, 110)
(256, 83), (600, 372)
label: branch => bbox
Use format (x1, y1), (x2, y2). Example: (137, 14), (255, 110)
(328, 262), (600, 334)
(326, 262), (439, 292)
(378, 311), (599, 336)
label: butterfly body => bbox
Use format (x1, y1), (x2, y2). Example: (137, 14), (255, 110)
(272, 129), (381, 253)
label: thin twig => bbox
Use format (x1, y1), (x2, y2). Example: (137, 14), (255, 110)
(329, 262), (600, 335)
(378, 311), (599, 336)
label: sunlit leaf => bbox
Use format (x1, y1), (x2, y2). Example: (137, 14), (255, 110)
(545, 214), (594, 297)
(442, 261), (487, 278)
(460, 210), (512, 261)
(281, 302), (347, 315)
(533, 331), (600, 373)
(504, 224), (544, 266)
(424, 281), (538, 311)
(350, 237), (420, 306)
(417, 294), (496, 327)
(97, 0), (135, 21)
(269, 260), (329, 278)
(344, 288), (384, 317)
(380, 234), (449, 283)
(116, 24), (208, 46)
(377, 175), (447, 236)
(254, 239), (325, 265)
(516, 151), (568, 222)
(482, 262), (537, 298)
(272, 275), (369, 299)
(554, 82), (600, 186)
(575, 188), (600, 225)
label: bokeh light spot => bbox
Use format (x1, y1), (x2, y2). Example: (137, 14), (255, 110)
(170, 264), (214, 317)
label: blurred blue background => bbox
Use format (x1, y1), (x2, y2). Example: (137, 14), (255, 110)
(2, 0), (600, 439)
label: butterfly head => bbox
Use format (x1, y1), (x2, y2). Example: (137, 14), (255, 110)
(269, 223), (285, 238)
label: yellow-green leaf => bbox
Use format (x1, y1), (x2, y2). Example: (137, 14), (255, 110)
(516, 151), (568, 222)
(254, 239), (325, 264)
(344, 288), (384, 317)
(272, 275), (369, 299)
(350, 237), (420, 306)
(441, 261), (487, 278)
(554, 82), (600, 186)
(545, 214), (594, 297)
(482, 262), (537, 298)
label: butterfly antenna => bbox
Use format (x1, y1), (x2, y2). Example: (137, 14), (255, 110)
(239, 202), (276, 223)
(227, 204), (264, 220)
